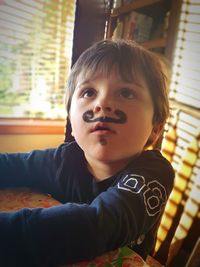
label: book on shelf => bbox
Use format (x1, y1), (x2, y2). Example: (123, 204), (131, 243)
(122, 11), (153, 42)
(163, 11), (170, 37)
(122, 0), (136, 5)
(112, 18), (124, 39)
(113, 0), (135, 7)
(151, 11), (170, 40)
(113, 0), (122, 8)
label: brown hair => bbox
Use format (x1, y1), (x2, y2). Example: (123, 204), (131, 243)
(66, 39), (170, 128)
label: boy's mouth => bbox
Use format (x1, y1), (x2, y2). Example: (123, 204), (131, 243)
(91, 123), (115, 134)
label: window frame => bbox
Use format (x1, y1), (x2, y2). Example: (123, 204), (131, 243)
(0, 118), (65, 135)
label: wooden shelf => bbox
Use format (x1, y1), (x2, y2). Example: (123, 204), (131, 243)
(140, 37), (166, 49)
(107, 0), (179, 62)
(111, 0), (163, 17)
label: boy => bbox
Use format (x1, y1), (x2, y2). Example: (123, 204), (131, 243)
(0, 39), (174, 267)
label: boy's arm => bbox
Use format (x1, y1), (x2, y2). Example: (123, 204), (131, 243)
(0, 150), (174, 266)
(0, 146), (63, 193)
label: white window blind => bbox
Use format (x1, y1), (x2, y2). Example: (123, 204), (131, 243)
(0, 0), (76, 119)
(170, 0), (200, 109)
(155, 1), (200, 262)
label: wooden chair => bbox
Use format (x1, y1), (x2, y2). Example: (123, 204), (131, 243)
(153, 109), (200, 266)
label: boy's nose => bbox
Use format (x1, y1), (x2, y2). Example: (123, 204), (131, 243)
(94, 105), (112, 113)
(93, 92), (114, 114)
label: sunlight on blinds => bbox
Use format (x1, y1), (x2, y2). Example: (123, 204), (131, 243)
(0, 0), (76, 119)
(155, 109), (200, 260)
(169, 0), (200, 108)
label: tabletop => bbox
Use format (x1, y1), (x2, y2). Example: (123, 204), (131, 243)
(0, 187), (163, 267)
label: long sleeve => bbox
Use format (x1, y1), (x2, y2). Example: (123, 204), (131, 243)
(0, 148), (174, 267)
(0, 145), (67, 198)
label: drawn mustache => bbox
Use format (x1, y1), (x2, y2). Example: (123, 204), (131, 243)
(82, 109), (127, 124)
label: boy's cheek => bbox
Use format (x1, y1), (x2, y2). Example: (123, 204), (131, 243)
(70, 117), (86, 138)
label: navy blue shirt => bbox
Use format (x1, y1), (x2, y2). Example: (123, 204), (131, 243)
(0, 142), (174, 267)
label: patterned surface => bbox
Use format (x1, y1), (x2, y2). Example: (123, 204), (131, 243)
(0, 188), (162, 267)
(0, 187), (60, 211)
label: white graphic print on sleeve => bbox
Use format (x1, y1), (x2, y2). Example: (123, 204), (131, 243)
(117, 174), (167, 216)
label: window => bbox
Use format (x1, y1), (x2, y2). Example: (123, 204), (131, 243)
(0, 0), (76, 120)
(155, 1), (200, 264)
(169, 0), (200, 110)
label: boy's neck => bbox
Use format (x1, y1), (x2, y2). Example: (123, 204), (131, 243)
(86, 157), (132, 181)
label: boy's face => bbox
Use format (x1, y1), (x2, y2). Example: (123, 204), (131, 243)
(70, 69), (157, 171)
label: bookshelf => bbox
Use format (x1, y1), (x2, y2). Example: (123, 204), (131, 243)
(106, 0), (182, 63)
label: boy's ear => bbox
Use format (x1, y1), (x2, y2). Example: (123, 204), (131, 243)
(145, 124), (164, 148)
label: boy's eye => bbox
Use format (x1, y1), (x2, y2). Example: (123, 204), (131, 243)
(81, 88), (96, 98)
(120, 88), (135, 99)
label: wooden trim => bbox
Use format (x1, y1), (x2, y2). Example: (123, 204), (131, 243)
(0, 118), (65, 135)
(141, 38), (166, 49)
(170, 100), (200, 119)
(164, 0), (182, 62)
(111, 0), (163, 17)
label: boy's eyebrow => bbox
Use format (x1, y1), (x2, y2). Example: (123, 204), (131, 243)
(75, 77), (147, 90)
(75, 79), (92, 89)
(119, 80), (147, 89)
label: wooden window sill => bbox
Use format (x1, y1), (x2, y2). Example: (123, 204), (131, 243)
(0, 118), (65, 135)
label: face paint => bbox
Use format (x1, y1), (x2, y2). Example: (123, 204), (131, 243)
(99, 137), (108, 146)
(82, 109), (127, 124)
